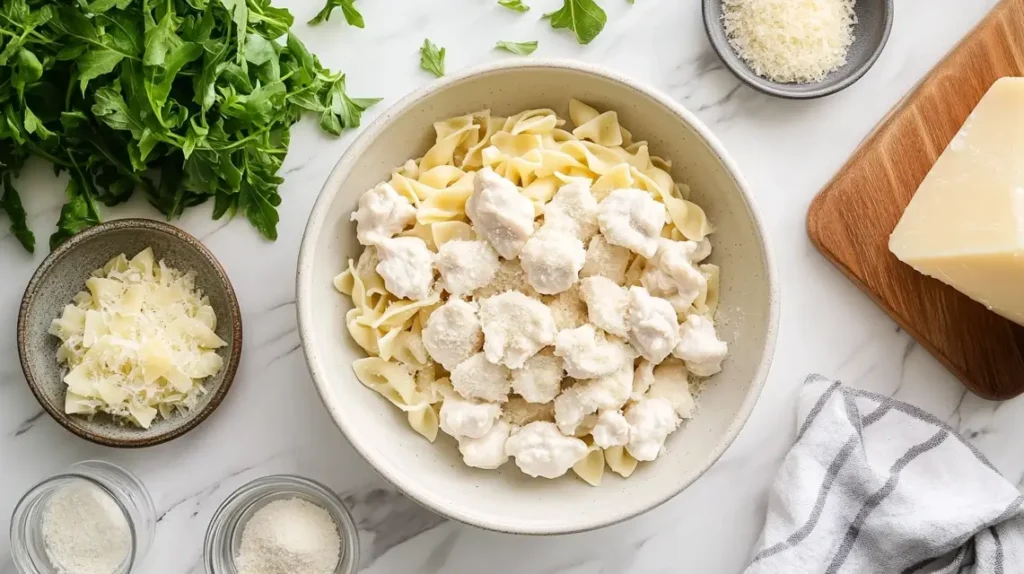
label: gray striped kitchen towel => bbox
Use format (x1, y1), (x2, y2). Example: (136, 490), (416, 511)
(745, 375), (1024, 574)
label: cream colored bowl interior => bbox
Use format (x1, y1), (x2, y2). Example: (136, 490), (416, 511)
(297, 61), (778, 534)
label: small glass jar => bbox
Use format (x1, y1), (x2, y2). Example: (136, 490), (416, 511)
(204, 475), (360, 574)
(9, 460), (156, 574)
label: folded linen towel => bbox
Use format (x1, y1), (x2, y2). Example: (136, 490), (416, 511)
(745, 375), (1024, 574)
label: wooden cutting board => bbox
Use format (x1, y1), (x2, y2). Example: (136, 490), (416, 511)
(807, 0), (1024, 401)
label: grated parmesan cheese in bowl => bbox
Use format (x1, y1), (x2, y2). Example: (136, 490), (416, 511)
(48, 247), (226, 429)
(721, 0), (858, 84)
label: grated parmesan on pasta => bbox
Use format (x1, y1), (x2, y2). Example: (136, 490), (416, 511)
(334, 100), (730, 486)
(722, 0), (857, 84)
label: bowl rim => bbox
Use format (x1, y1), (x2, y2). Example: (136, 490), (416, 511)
(701, 0), (895, 99)
(17, 218), (243, 448)
(296, 58), (780, 535)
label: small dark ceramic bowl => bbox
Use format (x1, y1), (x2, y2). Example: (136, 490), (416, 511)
(703, 0), (894, 99)
(17, 219), (242, 447)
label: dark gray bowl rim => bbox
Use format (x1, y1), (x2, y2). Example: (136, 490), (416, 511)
(702, 0), (895, 100)
(17, 218), (243, 448)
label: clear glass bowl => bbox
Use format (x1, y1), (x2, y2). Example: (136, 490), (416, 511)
(204, 475), (360, 574)
(9, 460), (156, 574)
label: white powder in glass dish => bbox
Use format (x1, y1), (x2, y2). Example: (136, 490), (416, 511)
(41, 480), (131, 574)
(235, 497), (341, 574)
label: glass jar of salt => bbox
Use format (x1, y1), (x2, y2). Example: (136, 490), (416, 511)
(204, 475), (360, 574)
(9, 460), (155, 574)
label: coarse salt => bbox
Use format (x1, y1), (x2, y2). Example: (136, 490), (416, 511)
(235, 498), (341, 574)
(41, 480), (131, 574)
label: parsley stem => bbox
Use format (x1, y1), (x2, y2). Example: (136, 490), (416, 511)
(0, 16), (50, 44)
(21, 139), (71, 169)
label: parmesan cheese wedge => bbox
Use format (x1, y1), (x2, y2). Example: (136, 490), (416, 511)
(889, 77), (1024, 326)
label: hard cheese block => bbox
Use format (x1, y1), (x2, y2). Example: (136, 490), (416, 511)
(889, 77), (1024, 326)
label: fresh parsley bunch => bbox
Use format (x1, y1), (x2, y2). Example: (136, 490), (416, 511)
(0, 0), (378, 252)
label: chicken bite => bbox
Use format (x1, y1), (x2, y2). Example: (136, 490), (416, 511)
(672, 314), (728, 377)
(581, 362), (634, 412)
(624, 398), (680, 462)
(579, 276), (629, 338)
(553, 324), (634, 379)
(519, 229), (587, 295)
(466, 167), (536, 258)
(505, 421), (589, 479)
(597, 188), (666, 258)
(350, 182), (417, 246)
(542, 180), (599, 241)
(625, 286), (679, 364)
(422, 299), (483, 371)
(458, 420), (511, 469)
(450, 352), (512, 402)
(439, 394), (502, 439)
(591, 410), (630, 448)
(511, 352), (564, 404)
(478, 291), (558, 369)
(374, 236), (435, 300)
(436, 239), (500, 297)
(641, 238), (708, 312)
(553, 363), (633, 435)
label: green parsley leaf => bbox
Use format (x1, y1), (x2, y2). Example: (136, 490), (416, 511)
(420, 39), (446, 78)
(23, 107), (55, 140)
(498, 0), (530, 12)
(50, 177), (101, 250)
(545, 0), (607, 45)
(77, 48), (125, 93)
(13, 49), (43, 98)
(0, 174), (33, 252)
(0, 0), (378, 251)
(244, 34), (278, 66)
(309, 0), (365, 27)
(495, 40), (538, 56)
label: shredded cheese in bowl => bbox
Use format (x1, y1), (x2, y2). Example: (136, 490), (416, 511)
(722, 0), (858, 84)
(48, 247), (226, 428)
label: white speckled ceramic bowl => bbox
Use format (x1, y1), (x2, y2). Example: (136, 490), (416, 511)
(297, 60), (779, 534)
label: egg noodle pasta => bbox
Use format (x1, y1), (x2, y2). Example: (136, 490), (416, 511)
(604, 445), (639, 478)
(336, 100), (728, 485)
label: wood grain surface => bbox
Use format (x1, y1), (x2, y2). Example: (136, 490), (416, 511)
(807, 0), (1024, 401)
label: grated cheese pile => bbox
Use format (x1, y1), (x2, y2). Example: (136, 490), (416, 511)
(722, 0), (857, 84)
(48, 248), (226, 428)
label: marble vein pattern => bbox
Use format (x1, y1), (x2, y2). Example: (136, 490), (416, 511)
(0, 1), (1015, 572)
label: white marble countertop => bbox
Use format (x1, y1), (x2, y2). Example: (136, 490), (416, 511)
(1, 1), (1016, 572)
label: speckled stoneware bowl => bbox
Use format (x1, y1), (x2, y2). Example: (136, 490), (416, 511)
(18, 219), (242, 447)
(297, 60), (779, 535)
(703, 0), (894, 99)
